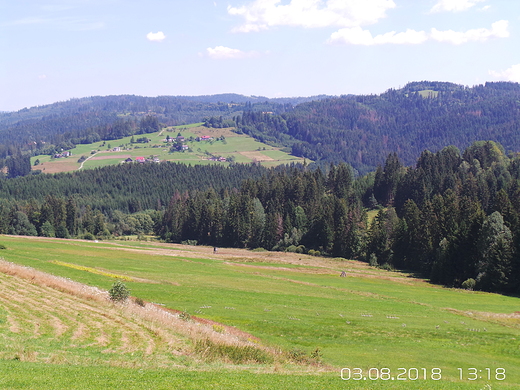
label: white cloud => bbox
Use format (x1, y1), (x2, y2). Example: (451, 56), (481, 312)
(430, 20), (509, 44)
(430, 0), (486, 13)
(228, 0), (396, 32)
(489, 64), (520, 82)
(206, 46), (260, 59)
(328, 27), (427, 45)
(146, 31), (166, 42)
(328, 20), (509, 46)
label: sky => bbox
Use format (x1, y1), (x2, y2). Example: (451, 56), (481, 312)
(1, 0), (520, 111)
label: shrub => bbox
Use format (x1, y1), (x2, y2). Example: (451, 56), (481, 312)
(134, 297), (145, 307)
(83, 232), (95, 240)
(0, 244), (6, 250)
(108, 280), (130, 302)
(179, 311), (191, 321)
(194, 339), (272, 364)
(288, 347), (308, 363)
(285, 245), (298, 253)
(310, 347), (323, 363)
(212, 324), (225, 333)
(368, 253), (378, 267)
(379, 262), (394, 271)
(461, 278), (476, 290)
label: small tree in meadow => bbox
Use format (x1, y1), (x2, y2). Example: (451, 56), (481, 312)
(109, 280), (130, 302)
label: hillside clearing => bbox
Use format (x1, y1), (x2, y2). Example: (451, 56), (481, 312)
(31, 124), (305, 174)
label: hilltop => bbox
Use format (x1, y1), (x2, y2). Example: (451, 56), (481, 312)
(235, 81), (520, 173)
(2, 81), (520, 175)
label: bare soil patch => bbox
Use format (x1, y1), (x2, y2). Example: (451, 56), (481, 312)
(32, 160), (79, 174)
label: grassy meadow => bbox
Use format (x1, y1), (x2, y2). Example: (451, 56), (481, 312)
(31, 124), (304, 174)
(0, 235), (518, 389)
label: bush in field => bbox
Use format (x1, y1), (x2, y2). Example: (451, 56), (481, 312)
(109, 280), (130, 302)
(379, 262), (394, 271)
(179, 310), (191, 321)
(194, 339), (272, 364)
(83, 232), (95, 240)
(461, 278), (476, 290)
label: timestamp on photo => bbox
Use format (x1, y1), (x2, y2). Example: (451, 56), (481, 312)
(340, 367), (443, 381)
(340, 367), (507, 382)
(457, 368), (506, 381)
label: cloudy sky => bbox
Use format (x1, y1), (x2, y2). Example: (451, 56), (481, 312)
(1, 0), (519, 111)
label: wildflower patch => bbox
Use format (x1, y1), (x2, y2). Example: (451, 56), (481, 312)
(50, 260), (134, 281)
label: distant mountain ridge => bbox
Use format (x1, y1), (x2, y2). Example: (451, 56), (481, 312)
(0, 94), (330, 160)
(2, 82), (520, 174)
(235, 81), (520, 173)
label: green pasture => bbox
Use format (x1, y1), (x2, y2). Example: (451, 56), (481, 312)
(418, 89), (440, 98)
(0, 360), (500, 390)
(31, 124), (304, 173)
(0, 236), (518, 389)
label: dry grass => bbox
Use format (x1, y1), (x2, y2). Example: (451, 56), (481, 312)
(445, 307), (520, 328)
(188, 126), (238, 138)
(32, 160), (79, 174)
(238, 151), (275, 161)
(0, 259), (282, 368)
(106, 241), (420, 285)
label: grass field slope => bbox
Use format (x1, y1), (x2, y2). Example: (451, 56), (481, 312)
(31, 124), (304, 174)
(0, 235), (518, 389)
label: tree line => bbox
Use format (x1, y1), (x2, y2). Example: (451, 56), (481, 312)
(0, 140), (518, 294)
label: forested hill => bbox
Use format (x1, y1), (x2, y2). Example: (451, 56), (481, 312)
(235, 81), (520, 174)
(4, 81), (520, 175)
(0, 94), (326, 159)
(0, 161), (269, 213)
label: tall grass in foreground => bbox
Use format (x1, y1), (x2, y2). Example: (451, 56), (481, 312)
(0, 259), (288, 368)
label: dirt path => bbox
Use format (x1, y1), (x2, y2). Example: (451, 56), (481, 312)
(77, 151), (98, 170)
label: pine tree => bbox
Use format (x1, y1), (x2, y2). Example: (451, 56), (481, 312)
(476, 212), (514, 292)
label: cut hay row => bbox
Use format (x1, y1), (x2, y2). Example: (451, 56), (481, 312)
(0, 260), (280, 368)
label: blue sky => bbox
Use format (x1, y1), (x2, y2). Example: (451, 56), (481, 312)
(1, 0), (519, 111)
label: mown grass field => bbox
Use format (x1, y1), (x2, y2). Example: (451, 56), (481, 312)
(31, 124), (304, 174)
(0, 235), (518, 389)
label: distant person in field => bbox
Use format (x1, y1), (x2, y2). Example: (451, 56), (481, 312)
(214, 247), (218, 254)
